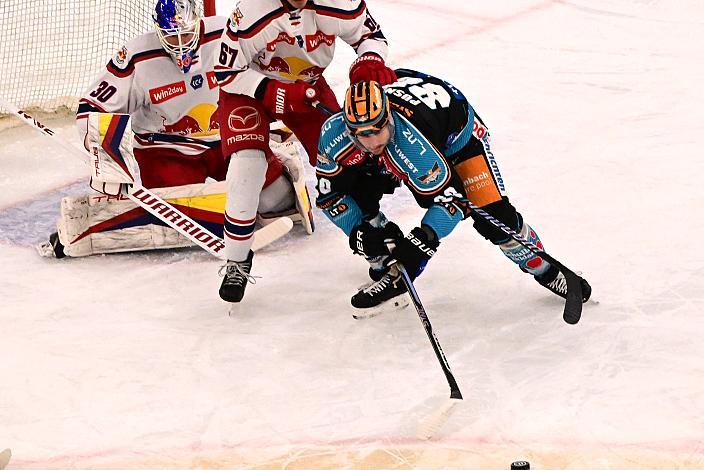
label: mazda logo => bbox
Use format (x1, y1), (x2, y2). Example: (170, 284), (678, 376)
(228, 106), (260, 132)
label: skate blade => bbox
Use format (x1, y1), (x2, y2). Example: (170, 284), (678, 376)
(0, 449), (11, 470)
(228, 303), (243, 317)
(352, 293), (410, 320)
(35, 241), (55, 258)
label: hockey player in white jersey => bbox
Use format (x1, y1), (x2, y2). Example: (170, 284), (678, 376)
(214, 0), (397, 303)
(39, 0), (312, 260)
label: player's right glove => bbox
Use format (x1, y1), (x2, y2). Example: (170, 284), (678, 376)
(262, 79), (317, 118)
(391, 225), (440, 279)
(349, 53), (397, 85)
(348, 220), (403, 258)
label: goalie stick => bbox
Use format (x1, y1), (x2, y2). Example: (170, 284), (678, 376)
(1, 98), (292, 259)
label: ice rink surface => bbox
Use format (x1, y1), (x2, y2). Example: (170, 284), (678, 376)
(1, 0), (703, 468)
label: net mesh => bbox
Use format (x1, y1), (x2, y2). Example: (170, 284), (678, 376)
(0, 0), (209, 115)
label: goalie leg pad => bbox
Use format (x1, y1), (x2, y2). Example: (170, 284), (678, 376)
(270, 140), (315, 234)
(54, 181), (228, 257)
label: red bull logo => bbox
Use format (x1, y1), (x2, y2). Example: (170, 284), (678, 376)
(161, 104), (219, 137)
(208, 109), (219, 131)
(162, 115), (203, 135)
(115, 45), (128, 65)
(298, 65), (324, 80)
(256, 56), (292, 75)
(255, 56), (323, 81)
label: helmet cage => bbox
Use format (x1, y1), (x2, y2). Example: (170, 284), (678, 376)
(153, 0), (201, 69)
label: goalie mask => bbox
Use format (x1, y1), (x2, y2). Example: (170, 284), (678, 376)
(153, 0), (201, 73)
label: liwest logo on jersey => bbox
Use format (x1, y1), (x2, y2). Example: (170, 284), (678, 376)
(150, 81), (187, 104)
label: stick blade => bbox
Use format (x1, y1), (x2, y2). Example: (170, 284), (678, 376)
(416, 398), (462, 440)
(0, 449), (12, 470)
(251, 217), (294, 252)
(561, 268), (584, 324)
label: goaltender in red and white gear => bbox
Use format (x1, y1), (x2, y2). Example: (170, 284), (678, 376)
(37, 113), (314, 259)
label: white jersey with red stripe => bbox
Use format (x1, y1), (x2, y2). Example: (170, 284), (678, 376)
(76, 16), (227, 156)
(214, 0), (389, 96)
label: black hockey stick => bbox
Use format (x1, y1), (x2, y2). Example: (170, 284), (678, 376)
(311, 100), (336, 116)
(398, 264), (463, 400)
(465, 202), (587, 324)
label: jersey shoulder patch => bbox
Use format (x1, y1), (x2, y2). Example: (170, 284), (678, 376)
(106, 33), (167, 76)
(233, 0), (286, 33)
(318, 114), (353, 156)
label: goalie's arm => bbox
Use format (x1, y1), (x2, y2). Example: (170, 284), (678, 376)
(76, 41), (143, 149)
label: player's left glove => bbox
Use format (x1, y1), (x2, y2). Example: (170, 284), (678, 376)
(391, 225), (440, 279)
(349, 220), (403, 258)
(262, 79), (318, 118)
(349, 53), (397, 85)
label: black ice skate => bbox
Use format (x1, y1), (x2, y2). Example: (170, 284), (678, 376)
(534, 264), (591, 302)
(351, 265), (409, 319)
(218, 250), (255, 303)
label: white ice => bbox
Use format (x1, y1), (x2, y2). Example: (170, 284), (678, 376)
(1, 0), (703, 468)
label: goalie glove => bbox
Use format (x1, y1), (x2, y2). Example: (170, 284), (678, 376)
(391, 225), (440, 279)
(87, 112), (141, 196)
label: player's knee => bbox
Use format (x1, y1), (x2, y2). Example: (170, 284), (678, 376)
(471, 198), (523, 244)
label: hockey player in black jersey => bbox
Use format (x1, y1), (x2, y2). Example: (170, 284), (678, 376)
(315, 69), (591, 316)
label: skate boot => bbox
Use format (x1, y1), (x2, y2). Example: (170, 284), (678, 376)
(351, 264), (409, 319)
(218, 250), (255, 303)
(534, 264), (592, 302)
(36, 232), (66, 258)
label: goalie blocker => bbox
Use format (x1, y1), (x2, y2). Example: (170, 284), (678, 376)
(38, 113), (314, 258)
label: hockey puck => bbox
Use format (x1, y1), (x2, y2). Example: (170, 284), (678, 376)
(511, 461), (530, 470)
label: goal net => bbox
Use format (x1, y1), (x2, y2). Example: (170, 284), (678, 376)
(0, 0), (215, 115)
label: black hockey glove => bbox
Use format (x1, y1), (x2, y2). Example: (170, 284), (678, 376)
(391, 226), (440, 279)
(349, 221), (403, 258)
